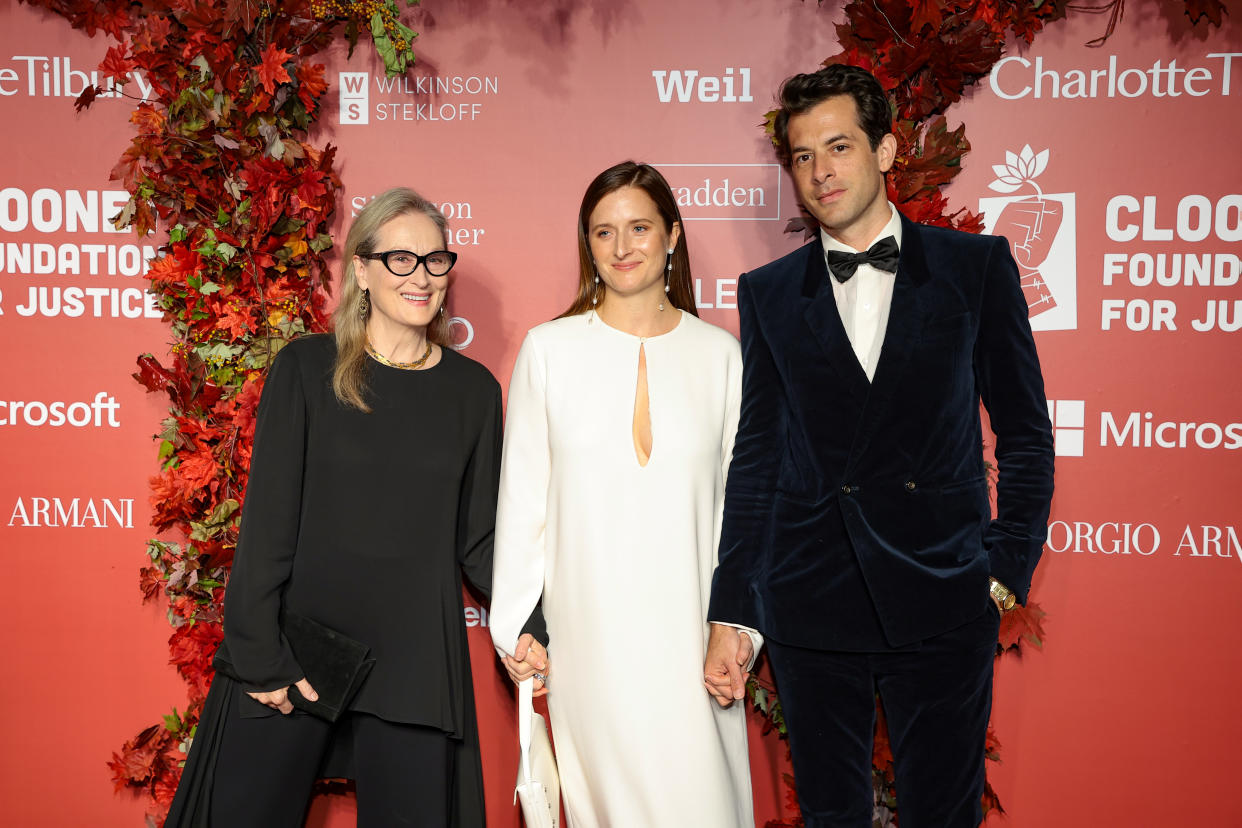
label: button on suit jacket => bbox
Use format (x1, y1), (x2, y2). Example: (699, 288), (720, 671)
(710, 214), (1055, 651)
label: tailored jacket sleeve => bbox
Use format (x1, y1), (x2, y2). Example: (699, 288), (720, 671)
(220, 345), (307, 693)
(709, 275), (787, 630)
(490, 333), (553, 656)
(459, 380), (548, 644)
(975, 236), (1056, 604)
(712, 343), (764, 665)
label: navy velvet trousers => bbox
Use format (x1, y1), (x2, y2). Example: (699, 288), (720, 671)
(767, 604), (1001, 828)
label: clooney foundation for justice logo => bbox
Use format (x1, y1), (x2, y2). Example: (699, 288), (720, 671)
(978, 145), (1077, 332)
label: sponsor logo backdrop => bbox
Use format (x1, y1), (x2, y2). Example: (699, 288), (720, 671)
(1, 0), (1238, 825)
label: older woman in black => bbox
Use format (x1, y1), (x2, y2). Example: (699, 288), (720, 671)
(167, 188), (544, 827)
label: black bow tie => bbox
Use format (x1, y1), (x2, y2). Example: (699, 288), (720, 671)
(826, 236), (900, 282)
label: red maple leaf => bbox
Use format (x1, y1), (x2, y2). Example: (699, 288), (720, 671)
(107, 724), (167, 788)
(152, 770), (181, 811)
(225, 0), (263, 31)
(73, 85), (99, 112)
(146, 244), (204, 287)
(296, 62), (328, 112)
(168, 621), (223, 702)
(907, 0), (943, 34)
(139, 565), (165, 602)
(218, 301), (256, 340)
(99, 43), (136, 82)
(998, 600), (1047, 652)
(1184, 0), (1226, 26)
(256, 44), (294, 95)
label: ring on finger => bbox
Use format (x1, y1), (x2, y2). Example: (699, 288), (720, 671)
(534, 672), (547, 683)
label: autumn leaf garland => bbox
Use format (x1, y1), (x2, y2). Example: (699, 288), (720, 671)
(20, 0), (423, 821)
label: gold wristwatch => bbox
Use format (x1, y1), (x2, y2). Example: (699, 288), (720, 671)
(989, 577), (1016, 612)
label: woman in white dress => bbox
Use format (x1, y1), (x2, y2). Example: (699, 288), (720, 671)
(490, 161), (757, 827)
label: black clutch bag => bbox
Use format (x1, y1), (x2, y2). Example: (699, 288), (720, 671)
(280, 610), (376, 721)
(215, 610), (375, 722)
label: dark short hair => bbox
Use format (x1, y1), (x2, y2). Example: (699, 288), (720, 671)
(773, 65), (892, 166)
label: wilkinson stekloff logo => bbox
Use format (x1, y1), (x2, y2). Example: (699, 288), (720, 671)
(339, 72), (369, 124)
(336, 73), (498, 124)
(979, 145), (1077, 332)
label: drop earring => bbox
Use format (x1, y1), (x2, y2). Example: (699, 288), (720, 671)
(358, 288), (370, 319)
(659, 249), (673, 311)
(592, 273), (600, 307)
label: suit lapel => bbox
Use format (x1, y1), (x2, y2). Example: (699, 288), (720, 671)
(800, 237), (870, 404)
(846, 215), (934, 472)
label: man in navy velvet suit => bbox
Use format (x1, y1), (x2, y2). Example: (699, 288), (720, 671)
(703, 65), (1055, 827)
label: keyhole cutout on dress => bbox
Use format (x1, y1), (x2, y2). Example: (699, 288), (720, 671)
(632, 343), (652, 467)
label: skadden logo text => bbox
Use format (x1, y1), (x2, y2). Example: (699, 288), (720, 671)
(0, 187), (160, 321)
(1048, 519), (1241, 564)
(655, 164), (782, 222)
(990, 52), (1240, 100)
(8, 497), (134, 528)
(339, 72), (499, 125)
(979, 145), (1077, 332)
(1100, 194), (1241, 333)
(0, 55), (152, 100)
(0, 392), (121, 428)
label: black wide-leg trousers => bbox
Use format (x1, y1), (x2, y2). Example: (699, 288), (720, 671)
(767, 604), (1001, 828)
(207, 689), (453, 828)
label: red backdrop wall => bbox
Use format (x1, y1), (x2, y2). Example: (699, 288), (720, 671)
(1, 0), (1239, 825)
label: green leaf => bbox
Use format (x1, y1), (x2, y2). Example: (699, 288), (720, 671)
(190, 55), (211, 80)
(216, 242), (238, 262)
(170, 224), (188, 243)
(158, 440), (175, 460)
(199, 281), (221, 294)
(211, 499), (240, 522)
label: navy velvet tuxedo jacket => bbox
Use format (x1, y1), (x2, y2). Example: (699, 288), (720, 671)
(709, 215), (1055, 651)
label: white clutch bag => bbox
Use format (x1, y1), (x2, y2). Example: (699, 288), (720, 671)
(514, 677), (560, 828)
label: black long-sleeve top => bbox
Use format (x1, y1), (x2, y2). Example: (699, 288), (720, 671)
(215, 333), (543, 733)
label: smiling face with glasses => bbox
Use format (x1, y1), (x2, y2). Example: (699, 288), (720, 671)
(353, 212), (455, 360)
(358, 248), (458, 277)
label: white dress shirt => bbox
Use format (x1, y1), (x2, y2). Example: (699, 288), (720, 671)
(821, 204), (903, 381)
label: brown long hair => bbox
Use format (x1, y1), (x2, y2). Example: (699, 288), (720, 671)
(558, 161), (698, 319)
(332, 187), (454, 412)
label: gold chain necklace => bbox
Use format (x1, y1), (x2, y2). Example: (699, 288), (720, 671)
(366, 340), (433, 370)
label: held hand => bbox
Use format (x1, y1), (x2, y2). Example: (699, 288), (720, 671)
(703, 624), (749, 708)
(503, 633), (550, 697)
(247, 677), (318, 715)
(737, 631), (755, 672)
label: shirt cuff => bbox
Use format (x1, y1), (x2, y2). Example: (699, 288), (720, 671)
(715, 622), (763, 672)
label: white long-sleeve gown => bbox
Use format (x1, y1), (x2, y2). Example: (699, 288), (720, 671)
(490, 310), (753, 828)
